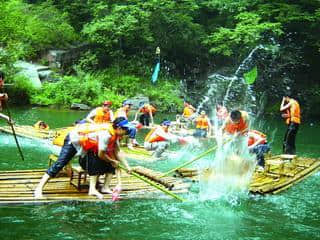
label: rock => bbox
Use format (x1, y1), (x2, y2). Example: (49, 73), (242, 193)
(126, 96), (149, 110)
(70, 103), (91, 110)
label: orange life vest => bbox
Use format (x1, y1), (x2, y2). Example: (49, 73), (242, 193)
(78, 124), (118, 156)
(196, 116), (209, 129)
(140, 104), (157, 114)
(183, 106), (194, 118)
(225, 114), (248, 135)
(289, 99), (301, 124)
(145, 127), (167, 143)
(93, 107), (111, 123)
(248, 130), (267, 146)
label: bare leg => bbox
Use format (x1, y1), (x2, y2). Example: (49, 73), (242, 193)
(88, 175), (104, 199)
(101, 174), (113, 193)
(34, 173), (50, 198)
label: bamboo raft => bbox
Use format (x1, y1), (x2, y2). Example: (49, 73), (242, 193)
(0, 125), (161, 161)
(0, 125), (73, 142)
(174, 155), (320, 194)
(0, 165), (190, 204)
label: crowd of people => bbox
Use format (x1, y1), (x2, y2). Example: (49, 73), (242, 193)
(0, 70), (301, 199)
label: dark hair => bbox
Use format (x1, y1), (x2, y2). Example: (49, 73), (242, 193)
(113, 117), (127, 129)
(230, 110), (241, 121)
(0, 71), (4, 80)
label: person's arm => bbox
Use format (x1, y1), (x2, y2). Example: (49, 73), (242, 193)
(133, 107), (142, 122)
(189, 104), (196, 112)
(0, 113), (10, 122)
(280, 98), (291, 111)
(109, 110), (114, 122)
(85, 109), (96, 124)
(115, 148), (131, 173)
(156, 128), (178, 142)
(97, 132), (119, 166)
(115, 168), (122, 188)
(148, 106), (154, 126)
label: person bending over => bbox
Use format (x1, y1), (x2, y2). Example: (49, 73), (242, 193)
(34, 117), (132, 199)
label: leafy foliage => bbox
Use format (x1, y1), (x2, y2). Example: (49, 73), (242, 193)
(31, 71), (182, 111)
(0, 0), (77, 59)
(244, 66), (258, 85)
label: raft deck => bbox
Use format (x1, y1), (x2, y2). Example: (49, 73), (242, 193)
(0, 125), (164, 161)
(175, 155), (320, 194)
(0, 166), (190, 204)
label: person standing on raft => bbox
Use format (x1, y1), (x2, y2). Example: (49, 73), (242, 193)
(193, 110), (212, 138)
(280, 95), (301, 154)
(133, 102), (157, 127)
(115, 100), (139, 149)
(34, 117), (132, 199)
(86, 100), (114, 124)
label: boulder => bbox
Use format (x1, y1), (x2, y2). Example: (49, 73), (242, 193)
(70, 103), (91, 111)
(127, 96), (149, 110)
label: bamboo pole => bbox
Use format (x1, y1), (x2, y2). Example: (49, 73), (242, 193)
(160, 145), (218, 178)
(119, 165), (186, 202)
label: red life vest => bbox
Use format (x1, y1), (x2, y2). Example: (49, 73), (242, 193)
(78, 124), (118, 156)
(140, 104), (157, 114)
(248, 130), (267, 146)
(225, 114), (248, 135)
(145, 127), (167, 143)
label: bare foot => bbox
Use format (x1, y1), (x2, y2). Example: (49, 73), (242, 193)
(34, 188), (43, 199)
(100, 187), (112, 194)
(89, 190), (104, 199)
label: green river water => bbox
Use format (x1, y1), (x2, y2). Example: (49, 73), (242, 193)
(0, 107), (319, 240)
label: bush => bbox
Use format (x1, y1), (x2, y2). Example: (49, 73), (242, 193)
(6, 75), (36, 104)
(30, 71), (183, 112)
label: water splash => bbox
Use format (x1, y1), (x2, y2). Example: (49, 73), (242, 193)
(194, 45), (275, 202)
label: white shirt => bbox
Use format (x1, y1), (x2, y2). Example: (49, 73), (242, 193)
(69, 128), (112, 156)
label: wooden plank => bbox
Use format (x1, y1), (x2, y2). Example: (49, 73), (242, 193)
(0, 165), (190, 204)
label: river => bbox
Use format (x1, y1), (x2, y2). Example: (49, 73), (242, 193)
(0, 107), (319, 240)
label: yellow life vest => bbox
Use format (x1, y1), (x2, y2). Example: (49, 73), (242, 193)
(183, 106), (194, 118)
(93, 107), (111, 123)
